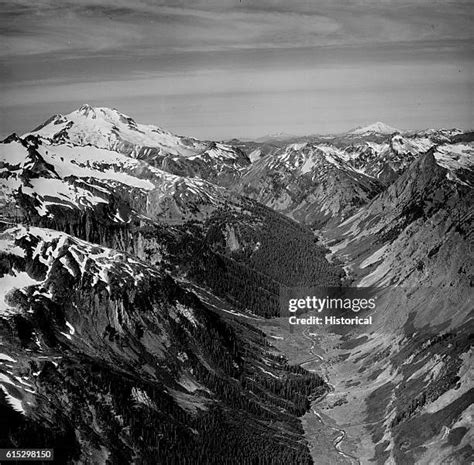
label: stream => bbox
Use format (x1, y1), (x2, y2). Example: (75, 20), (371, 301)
(301, 328), (361, 465)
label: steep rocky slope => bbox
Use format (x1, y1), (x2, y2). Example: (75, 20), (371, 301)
(230, 125), (470, 226)
(235, 142), (382, 226)
(299, 144), (474, 464)
(0, 225), (328, 464)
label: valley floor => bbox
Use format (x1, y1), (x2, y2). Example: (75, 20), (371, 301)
(257, 286), (474, 465)
(259, 318), (367, 464)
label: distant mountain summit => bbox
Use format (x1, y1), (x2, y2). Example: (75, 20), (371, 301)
(30, 104), (191, 154)
(254, 132), (297, 143)
(349, 121), (400, 135)
(30, 104), (237, 159)
(28, 104), (250, 182)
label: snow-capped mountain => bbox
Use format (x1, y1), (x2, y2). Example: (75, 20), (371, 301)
(348, 121), (400, 136)
(29, 105), (250, 181)
(254, 132), (298, 143)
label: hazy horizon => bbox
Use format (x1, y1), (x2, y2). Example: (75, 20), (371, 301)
(3, 101), (473, 143)
(1, 1), (473, 140)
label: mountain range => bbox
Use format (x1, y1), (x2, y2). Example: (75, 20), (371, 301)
(0, 106), (472, 464)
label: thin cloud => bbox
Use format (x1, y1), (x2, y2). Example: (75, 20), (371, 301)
(1, 0), (472, 58)
(1, 0), (472, 139)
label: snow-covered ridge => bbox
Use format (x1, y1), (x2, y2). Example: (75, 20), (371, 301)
(263, 142), (373, 177)
(239, 140), (382, 219)
(0, 135), (229, 222)
(0, 225), (163, 317)
(0, 224), (168, 416)
(434, 143), (474, 186)
(434, 143), (473, 170)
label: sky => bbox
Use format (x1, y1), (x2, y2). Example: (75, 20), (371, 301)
(0, 0), (473, 140)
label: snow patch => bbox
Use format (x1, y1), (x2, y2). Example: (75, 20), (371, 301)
(0, 353), (17, 363)
(176, 303), (198, 327)
(0, 385), (24, 414)
(360, 244), (389, 269)
(0, 271), (40, 314)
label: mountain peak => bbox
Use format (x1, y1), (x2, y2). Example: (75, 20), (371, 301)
(350, 122), (399, 135)
(25, 106), (249, 172)
(75, 103), (99, 118)
(71, 104), (132, 123)
(77, 103), (93, 112)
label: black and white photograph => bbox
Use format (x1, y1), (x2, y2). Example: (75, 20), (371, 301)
(0, 1), (473, 464)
